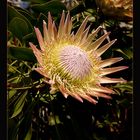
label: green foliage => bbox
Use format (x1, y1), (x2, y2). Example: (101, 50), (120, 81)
(8, 5), (33, 32)
(31, 0), (67, 16)
(9, 17), (30, 40)
(8, 0), (133, 140)
(8, 47), (36, 62)
(10, 91), (28, 118)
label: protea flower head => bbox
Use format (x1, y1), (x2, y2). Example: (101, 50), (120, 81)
(95, 0), (133, 20)
(29, 11), (128, 104)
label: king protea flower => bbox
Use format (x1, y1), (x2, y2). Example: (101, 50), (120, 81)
(95, 0), (133, 20)
(29, 11), (128, 104)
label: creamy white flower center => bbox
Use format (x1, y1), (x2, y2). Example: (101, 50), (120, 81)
(59, 45), (92, 79)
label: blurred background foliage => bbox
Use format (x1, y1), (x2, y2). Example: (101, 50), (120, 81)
(7, 0), (133, 140)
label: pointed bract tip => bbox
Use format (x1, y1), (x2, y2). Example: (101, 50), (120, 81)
(64, 93), (69, 98)
(119, 57), (123, 61)
(126, 66), (129, 69)
(34, 26), (37, 30)
(106, 31), (111, 35)
(43, 20), (46, 25)
(79, 99), (83, 103)
(61, 10), (65, 17)
(29, 42), (33, 47)
(93, 100), (98, 104)
(67, 10), (70, 14)
(120, 78), (127, 83)
(48, 11), (51, 15)
(122, 66), (129, 70)
(85, 16), (90, 20)
(111, 90), (115, 94)
(99, 25), (103, 28)
(34, 26), (39, 33)
(111, 39), (117, 44)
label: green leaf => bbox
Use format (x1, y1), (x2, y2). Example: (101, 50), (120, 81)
(117, 98), (131, 107)
(18, 98), (39, 140)
(16, 8), (36, 24)
(115, 48), (133, 59)
(10, 91), (28, 118)
(31, 0), (66, 16)
(8, 5), (33, 32)
(11, 100), (25, 118)
(22, 32), (38, 44)
(48, 113), (62, 126)
(24, 126), (32, 140)
(8, 65), (17, 73)
(113, 81), (133, 94)
(8, 47), (37, 62)
(30, 0), (49, 4)
(8, 89), (17, 100)
(8, 119), (20, 140)
(70, 3), (85, 16)
(8, 17), (30, 41)
(23, 32), (35, 41)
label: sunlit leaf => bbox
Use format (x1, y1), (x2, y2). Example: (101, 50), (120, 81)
(113, 81), (133, 93)
(24, 126), (32, 140)
(8, 89), (17, 100)
(115, 48), (133, 59)
(10, 91), (27, 118)
(48, 113), (62, 126)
